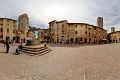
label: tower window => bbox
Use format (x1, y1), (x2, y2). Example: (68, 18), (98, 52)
(75, 31), (78, 34)
(7, 28), (9, 33)
(0, 35), (3, 38)
(13, 29), (15, 33)
(0, 28), (3, 32)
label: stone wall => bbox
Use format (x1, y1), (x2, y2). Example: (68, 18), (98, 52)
(0, 18), (16, 41)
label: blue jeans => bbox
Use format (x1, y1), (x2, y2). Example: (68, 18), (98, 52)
(16, 48), (21, 54)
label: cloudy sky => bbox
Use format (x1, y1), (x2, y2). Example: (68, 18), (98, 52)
(0, 0), (120, 32)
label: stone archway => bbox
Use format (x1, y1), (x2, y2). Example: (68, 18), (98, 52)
(75, 38), (78, 43)
(84, 38), (87, 43)
(16, 36), (20, 43)
(70, 38), (74, 43)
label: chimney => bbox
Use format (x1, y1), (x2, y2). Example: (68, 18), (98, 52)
(111, 27), (115, 33)
(97, 17), (103, 28)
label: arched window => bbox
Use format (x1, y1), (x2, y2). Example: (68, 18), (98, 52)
(75, 31), (78, 34)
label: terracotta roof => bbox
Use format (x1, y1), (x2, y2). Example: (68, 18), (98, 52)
(108, 31), (120, 34)
(49, 20), (107, 31)
(68, 23), (107, 31)
(0, 18), (17, 22)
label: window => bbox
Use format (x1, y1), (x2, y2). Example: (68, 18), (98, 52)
(62, 30), (64, 34)
(84, 38), (87, 43)
(88, 28), (91, 30)
(13, 29), (15, 33)
(89, 33), (90, 36)
(75, 31), (78, 34)
(0, 35), (3, 38)
(0, 28), (3, 32)
(85, 32), (87, 34)
(94, 27), (96, 30)
(7, 28), (9, 33)
(75, 25), (77, 27)
(89, 38), (91, 43)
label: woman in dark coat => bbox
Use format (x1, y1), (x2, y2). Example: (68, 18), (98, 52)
(5, 41), (10, 53)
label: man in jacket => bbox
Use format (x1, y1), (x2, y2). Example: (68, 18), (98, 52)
(5, 41), (10, 53)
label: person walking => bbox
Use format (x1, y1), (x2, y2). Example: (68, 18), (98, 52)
(13, 40), (16, 45)
(5, 41), (10, 53)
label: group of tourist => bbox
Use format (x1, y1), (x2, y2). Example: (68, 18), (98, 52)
(4, 40), (23, 55)
(3, 39), (48, 55)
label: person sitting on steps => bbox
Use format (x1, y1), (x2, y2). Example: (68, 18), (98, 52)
(15, 43), (23, 55)
(44, 41), (47, 47)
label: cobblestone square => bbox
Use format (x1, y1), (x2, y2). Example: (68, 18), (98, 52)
(0, 43), (120, 80)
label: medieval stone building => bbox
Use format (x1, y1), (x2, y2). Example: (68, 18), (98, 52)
(0, 18), (17, 41)
(38, 29), (49, 43)
(107, 27), (120, 43)
(49, 17), (107, 44)
(16, 13), (34, 43)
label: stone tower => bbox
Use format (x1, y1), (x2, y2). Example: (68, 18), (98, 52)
(97, 17), (103, 28)
(18, 13), (29, 36)
(111, 27), (115, 33)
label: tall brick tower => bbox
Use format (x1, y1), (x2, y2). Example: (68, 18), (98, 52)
(111, 27), (115, 33)
(18, 13), (29, 36)
(97, 17), (103, 28)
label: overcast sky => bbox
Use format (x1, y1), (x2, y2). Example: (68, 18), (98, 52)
(0, 0), (120, 32)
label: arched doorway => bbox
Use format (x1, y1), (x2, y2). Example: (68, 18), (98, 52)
(84, 38), (87, 43)
(16, 36), (20, 43)
(75, 38), (78, 43)
(13, 37), (16, 41)
(24, 38), (25, 43)
(70, 38), (74, 43)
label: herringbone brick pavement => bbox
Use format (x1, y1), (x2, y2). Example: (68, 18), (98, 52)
(0, 43), (120, 80)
